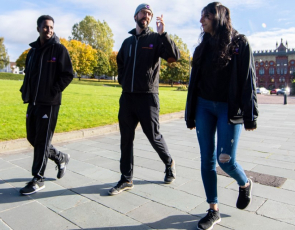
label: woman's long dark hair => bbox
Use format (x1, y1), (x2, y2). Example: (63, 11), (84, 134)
(193, 2), (242, 69)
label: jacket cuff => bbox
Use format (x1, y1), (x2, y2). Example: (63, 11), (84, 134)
(186, 120), (195, 129)
(244, 120), (257, 129)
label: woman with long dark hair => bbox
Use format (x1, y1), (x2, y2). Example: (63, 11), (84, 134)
(185, 2), (258, 230)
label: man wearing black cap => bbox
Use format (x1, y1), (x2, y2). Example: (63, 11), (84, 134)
(109, 3), (180, 195)
(19, 15), (73, 195)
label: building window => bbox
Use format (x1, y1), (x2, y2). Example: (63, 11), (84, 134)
(269, 67), (274, 75)
(281, 68), (284, 74)
(270, 77), (274, 82)
(284, 68), (287, 74)
(290, 67), (295, 74)
(259, 67), (265, 75)
(277, 68), (280, 74)
(279, 77), (285, 82)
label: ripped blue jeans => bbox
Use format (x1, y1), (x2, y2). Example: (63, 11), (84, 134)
(195, 97), (248, 204)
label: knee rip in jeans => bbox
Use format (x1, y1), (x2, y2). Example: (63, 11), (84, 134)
(219, 153), (231, 163)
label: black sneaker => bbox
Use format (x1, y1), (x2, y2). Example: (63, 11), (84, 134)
(108, 181), (134, 195)
(236, 178), (253, 210)
(198, 209), (221, 230)
(164, 159), (176, 184)
(55, 152), (70, 179)
(20, 177), (45, 195)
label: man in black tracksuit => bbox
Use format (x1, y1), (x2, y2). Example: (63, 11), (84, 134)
(19, 15), (73, 195)
(109, 4), (180, 195)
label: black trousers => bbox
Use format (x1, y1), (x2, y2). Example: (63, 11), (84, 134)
(26, 103), (60, 178)
(118, 93), (172, 182)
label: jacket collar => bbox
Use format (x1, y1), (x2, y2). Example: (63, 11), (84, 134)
(29, 33), (60, 49)
(128, 27), (150, 36)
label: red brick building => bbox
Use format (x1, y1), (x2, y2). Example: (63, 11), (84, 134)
(253, 39), (295, 89)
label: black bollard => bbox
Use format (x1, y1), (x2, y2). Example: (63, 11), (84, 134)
(284, 93), (287, 105)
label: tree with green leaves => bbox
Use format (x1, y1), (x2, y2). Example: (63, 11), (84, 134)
(0, 37), (9, 69)
(160, 34), (190, 86)
(71, 16), (114, 57)
(93, 49), (110, 81)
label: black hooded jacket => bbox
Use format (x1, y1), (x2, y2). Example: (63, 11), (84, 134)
(185, 35), (259, 129)
(117, 28), (180, 93)
(20, 33), (73, 105)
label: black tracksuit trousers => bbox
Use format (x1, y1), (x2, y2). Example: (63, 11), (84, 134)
(118, 93), (172, 182)
(26, 103), (61, 179)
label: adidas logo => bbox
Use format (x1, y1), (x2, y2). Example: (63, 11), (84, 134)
(42, 114), (48, 119)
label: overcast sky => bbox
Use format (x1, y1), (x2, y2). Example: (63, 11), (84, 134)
(0, 0), (294, 61)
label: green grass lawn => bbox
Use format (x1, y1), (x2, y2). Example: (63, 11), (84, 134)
(0, 79), (187, 141)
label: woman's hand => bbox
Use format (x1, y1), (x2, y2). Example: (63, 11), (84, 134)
(245, 128), (256, 131)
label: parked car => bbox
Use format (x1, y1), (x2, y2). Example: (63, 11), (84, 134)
(277, 88), (290, 95)
(270, 88), (280, 94)
(257, 87), (270, 95)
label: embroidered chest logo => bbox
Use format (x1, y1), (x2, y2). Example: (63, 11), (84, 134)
(142, 44), (154, 50)
(233, 47), (239, 55)
(47, 57), (56, 62)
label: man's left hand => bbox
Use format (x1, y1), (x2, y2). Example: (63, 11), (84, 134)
(156, 14), (165, 35)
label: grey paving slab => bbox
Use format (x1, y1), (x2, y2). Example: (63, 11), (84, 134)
(228, 181), (295, 206)
(0, 159), (17, 172)
(281, 179), (295, 191)
(176, 179), (266, 212)
(268, 154), (295, 163)
(49, 169), (95, 189)
(130, 181), (204, 212)
(0, 219), (11, 230)
(127, 201), (200, 230)
(60, 201), (150, 229)
(0, 201), (79, 230)
(133, 166), (191, 189)
(27, 181), (89, 213)
(251, 164), (295, 180)
(253, 157), (295, 170)
(71, 181), (151, 214)
(87, 149), (121, 161)
(0, 179), (33, 212)
(62, 142), (99, 151)
(257, 200), (295, 226)
(83, 155), (120, 172)
(0, 167), (33, 189)
(75, 165), (121, 183)
(189, 202), (294, 229)
(62, 148), (99, 161)
(0, 152), (31, 162)
(66, 158), (99, 175)
(88, 142), (121, 152)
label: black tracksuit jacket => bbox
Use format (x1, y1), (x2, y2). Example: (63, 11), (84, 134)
(185, 35), (259, 129)
(117, 28), (180, 93)
(20, 33), (73, 105)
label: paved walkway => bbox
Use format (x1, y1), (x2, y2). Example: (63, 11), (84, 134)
(0, 103), (295, 230)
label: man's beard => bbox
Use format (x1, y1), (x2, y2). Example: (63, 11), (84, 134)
(137, 17), (149, 29)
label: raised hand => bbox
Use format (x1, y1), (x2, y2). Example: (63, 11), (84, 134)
(156, 14), (165, 35)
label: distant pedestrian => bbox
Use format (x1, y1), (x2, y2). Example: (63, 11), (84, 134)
(185, 2), (259, 229)
(20, 15), (74, 195)
(108, 3), (180, 195)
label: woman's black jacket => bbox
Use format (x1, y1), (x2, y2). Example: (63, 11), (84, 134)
(185, 35), (258, 129)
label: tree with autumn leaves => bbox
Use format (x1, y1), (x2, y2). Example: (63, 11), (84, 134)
(60, 38), (98, 80)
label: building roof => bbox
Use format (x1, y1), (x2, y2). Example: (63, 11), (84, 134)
(253, 38), (295, 56)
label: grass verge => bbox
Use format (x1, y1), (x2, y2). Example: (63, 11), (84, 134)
(0, 79), (187, 141)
